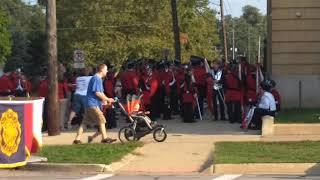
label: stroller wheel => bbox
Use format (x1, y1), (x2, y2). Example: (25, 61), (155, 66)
(153, 127), (167, 142)
(118, 127), (136, 143)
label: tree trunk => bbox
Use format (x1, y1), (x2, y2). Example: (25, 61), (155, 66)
(171, 0), (181, 61)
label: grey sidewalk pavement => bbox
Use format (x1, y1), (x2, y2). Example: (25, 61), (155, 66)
(40, 113), (320, 174)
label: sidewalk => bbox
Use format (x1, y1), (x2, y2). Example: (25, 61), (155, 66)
(43, 114), (260, 174)
(42, 114), (320, 174)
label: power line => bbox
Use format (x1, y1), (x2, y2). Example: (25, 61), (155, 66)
(225, 0), (233, 16)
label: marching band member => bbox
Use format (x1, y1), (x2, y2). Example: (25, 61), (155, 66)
(224, 61), (242, 124)
(190, 56), (206, 119)
(211, 60), (226, 121)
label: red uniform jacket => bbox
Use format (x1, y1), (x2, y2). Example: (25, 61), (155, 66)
(104, 80), (114, 98)
(158, 70), (174, 96)
(142, 73), (159, 106)
(193, 66), (206, 86)
(14, 78), (32, 93)
(58, 81), (68, 99)
(245, 72), (257, 104)
(182, 84), (196, 105)
(120, 70), (139, 94)
(224, 72), (242, 102)
(0, 75), (14, 94)
(38, 79), (48, 98)
(22, 80), (32, 93)
(174, 68), (185, 95)
(271, 89), (281, 107)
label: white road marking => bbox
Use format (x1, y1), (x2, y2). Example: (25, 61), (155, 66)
(212, 174), (242, 180)
(79, 174), (114, 180)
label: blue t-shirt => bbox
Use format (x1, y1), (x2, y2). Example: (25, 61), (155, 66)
(86, 75), (104, 109)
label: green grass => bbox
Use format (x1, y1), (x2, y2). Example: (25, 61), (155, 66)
(276, 108), (320, 123)
(38, 142), (142, 164)
(214, 141), (320, 164)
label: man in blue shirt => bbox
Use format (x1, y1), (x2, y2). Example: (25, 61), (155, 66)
(73, 64), (116, 144)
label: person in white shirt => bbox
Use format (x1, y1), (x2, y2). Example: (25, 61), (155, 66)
(67, 68), (92, 129)
(210, 60), (226, 121)
(250, 79), (276, 130)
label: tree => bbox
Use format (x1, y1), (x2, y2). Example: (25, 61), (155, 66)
(221, 5), (266, 63)
(242, 5), (263, 27)
(55, 0), (220, 66)
(0, 0), (46, 76)
(0, 9), (11, 65)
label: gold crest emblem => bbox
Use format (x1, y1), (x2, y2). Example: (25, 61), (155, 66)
(0, 109), (21, 157)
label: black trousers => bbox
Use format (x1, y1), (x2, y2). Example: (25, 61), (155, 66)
(163, 96), (172, 120)
(226, 101), (242, 123)
(213, 89), (226, 120)
(194, 85), (205, 118)
(150, 88), (162, 120)
(183, 103), (194, 123)
(42, 99), (48, 132)
(0, 92), (13, 96)
(251, 108), (276, 130)
(15, 90), (27, 97)
(170, 84), (180, 114)
(105, 108), (117, 129)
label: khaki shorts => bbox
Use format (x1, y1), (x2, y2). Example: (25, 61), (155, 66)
(82, 107), (106, 125)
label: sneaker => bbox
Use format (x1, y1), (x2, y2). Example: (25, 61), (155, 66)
(101, 138), (117, 144)
(73, 140), (82, 144)
(88, 136), (94, 143)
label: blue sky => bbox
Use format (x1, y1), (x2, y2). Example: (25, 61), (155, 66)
(210, 0), (267, 17)
(23, 0), (267, 17)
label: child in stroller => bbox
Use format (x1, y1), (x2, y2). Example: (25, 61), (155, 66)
(115, 94), (167, 143)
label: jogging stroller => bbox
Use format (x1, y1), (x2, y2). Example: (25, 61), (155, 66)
(115, 94), (167, 143)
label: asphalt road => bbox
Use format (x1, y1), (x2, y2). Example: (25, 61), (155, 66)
(0, 171), (320, 180)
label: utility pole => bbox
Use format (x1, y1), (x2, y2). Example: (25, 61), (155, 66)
(171, 0), (181, 61)
(248, 26), (251, 64)
(258, 36), (261, 64)
(220, 0), (228, 63)
(46, 0), (60, 136)
(232, 22), (235, 60)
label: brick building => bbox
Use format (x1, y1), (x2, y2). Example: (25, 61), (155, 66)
(267, 0), (320, 107)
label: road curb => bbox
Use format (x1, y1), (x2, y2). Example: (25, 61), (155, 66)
(212, 163), (320, 174)
(24, 147), (143, 173)
(23, 163), (108, 172)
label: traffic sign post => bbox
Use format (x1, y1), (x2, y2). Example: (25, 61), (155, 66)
(73, 50), (85, 68)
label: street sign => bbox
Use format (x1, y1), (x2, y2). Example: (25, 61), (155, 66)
(73, 50), (85, 68)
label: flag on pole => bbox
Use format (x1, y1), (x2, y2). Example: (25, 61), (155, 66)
(256, 63), (264, 95)
(204, 58), (211, 73)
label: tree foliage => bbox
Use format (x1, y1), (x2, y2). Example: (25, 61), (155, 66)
(0, 0), (46, 76)
(56, 0), (220, 67)
(0, 9), (11, 65)
(223, 5), (266, 63)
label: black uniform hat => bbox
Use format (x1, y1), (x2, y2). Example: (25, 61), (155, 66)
(190, 55), (204, 66)
(146, 59), (156, 71)
(269, 79), (276, 88)
(260, 79), (273, 92)
(174, 59), (181, 66)
(157, 60), (167, 70)
(126, 60), (135, 69)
